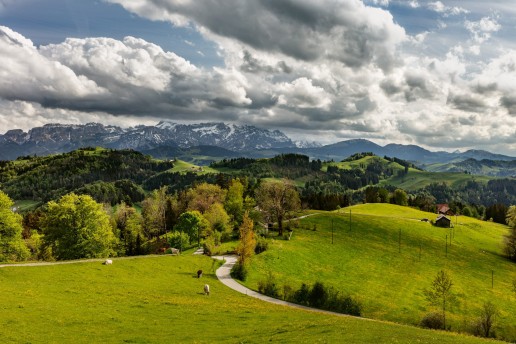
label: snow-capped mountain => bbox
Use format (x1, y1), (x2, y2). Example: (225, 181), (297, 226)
(155, 121), (294, 150)
(0, 121), (295, 160)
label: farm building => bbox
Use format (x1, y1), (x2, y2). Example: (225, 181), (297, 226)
(435, 214), (451, 228)
(437, 204), (454, 216)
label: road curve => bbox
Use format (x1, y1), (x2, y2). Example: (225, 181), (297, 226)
(212, 255), (365, 319)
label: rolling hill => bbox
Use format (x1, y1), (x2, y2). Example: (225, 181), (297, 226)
(244, 204), (516, 340)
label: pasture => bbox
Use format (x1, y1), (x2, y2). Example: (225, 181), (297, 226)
(0, 254), (501, 343)
(244, 204), (516, 341)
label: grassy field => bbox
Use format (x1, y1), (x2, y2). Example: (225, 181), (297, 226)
(0, 255), (502, 343)
(244, 204), (516, 341)
(322, 156), (405, 172)
(167, 159), (220, 174)
(380, 169), (493, 191)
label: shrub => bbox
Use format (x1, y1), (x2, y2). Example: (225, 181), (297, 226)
(257, 271), (279, 298)
(282, 283), (294, 301)
(231, 261), (248, 281)
(168, 231), (190, 251)
(420, 312), (444, 329)
(255, 237), (269, 254)
(293, 283), (310, 305)
(309, 281), (328, 308)
(324, 286), (361, 316)
(203, 236), (215, 256)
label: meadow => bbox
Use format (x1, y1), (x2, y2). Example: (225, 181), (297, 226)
(0, 254), (502, 343)
(244, 204), (516, 341)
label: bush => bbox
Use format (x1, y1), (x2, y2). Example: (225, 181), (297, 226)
(255, 237), (269, 254)
(309, 281), (328, 308)
(168, 231), (190, 251)
(203, 236), (215, 256)
(325, 287), (361, 316)
(282, 283), (294, 301)
(257, 271), (279, 298)
(231, 261), (248, 281)
(420, 312), (444, 329)
(293, 283), (310, 305)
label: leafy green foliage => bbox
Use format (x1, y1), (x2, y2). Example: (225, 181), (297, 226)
(41, 193), (117, 260)
(424, 270), (456, 329)
(0, 148), (172, 202)
(0, 191), (29, 262)
(174, 210), (209, 246)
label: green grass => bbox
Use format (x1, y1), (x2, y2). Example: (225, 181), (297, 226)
(381, 170), (492, 191)
(0, 255), (501, 343)
(13, 199), (42, 212)
(167, 159), (219, 174)
(322, 156), (405, 172)
(244, 204), (516, 341)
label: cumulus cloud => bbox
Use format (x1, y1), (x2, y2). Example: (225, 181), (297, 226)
(108, 0), (406, 71)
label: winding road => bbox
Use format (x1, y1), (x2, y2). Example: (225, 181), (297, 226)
(212, 255), (367, 319)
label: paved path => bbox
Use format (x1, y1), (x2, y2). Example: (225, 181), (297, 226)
(212, 255), (366, 319)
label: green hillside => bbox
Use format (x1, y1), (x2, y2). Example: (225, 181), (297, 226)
(244, 204), (516, 340)
(0, 255), (500, 343)
(381, 169), (493, 191)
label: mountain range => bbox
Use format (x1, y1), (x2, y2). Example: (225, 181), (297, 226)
(0, 122), (515, 173)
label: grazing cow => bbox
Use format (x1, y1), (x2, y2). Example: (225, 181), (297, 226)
(204, 284), (210, 296)
(171, 248), (180, 255)
(103, 259), (113, 265)
(197, 270), (203, 278)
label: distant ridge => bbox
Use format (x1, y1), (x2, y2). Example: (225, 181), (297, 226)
(0, 122), (514, 167)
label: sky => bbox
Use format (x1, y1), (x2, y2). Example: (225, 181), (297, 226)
(0, 0), (515, 155)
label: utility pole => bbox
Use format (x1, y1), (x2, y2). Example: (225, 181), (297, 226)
(446, 235), (448, 257)
(398, 229), (401, 253)
(349, 209), (351, 231)
(331, 219), (334, 244)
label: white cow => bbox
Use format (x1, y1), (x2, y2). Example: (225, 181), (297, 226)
(103, 259), (113, 265)
(204, 284), (210, 296)
(171, 248), (180, 255)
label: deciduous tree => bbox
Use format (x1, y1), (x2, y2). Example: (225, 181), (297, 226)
(236, 212), (256, 266)
(504, 205), (516, 261)
(0, 191), (29, 262)
(255, 180), (301, 236)
(174, 210), (209, 248)
(424, 270), (456, 330)
(185, 182), (226, 214)
(41, 193), (117, 260)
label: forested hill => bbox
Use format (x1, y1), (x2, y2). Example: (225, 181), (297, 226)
(0, 147), (173, 203)
(2, 149), (515, 216)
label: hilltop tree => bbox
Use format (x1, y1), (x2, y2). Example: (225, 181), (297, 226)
(424, 270), (456, 330)
(255, 180), (301, 236)
(0, 191), (29, 262)
(41, 193), (117, 260)
(503, 205), (516, 261)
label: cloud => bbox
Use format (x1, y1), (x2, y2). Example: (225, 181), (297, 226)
(465, 15), (501, 44)
(428, 1), (469, 16)
(108, 0), (406, 71)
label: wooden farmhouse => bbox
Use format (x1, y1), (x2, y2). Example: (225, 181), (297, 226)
(437, 204), (454, 216)
(435, 214), (451, 228)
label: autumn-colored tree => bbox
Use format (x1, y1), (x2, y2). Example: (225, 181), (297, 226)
(236, 212), (256, 266)
(41, 193), (117, 260)
(255, 180), (300, 236)
(185, 182), (226, 214)
(0, 191), (29, 262)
